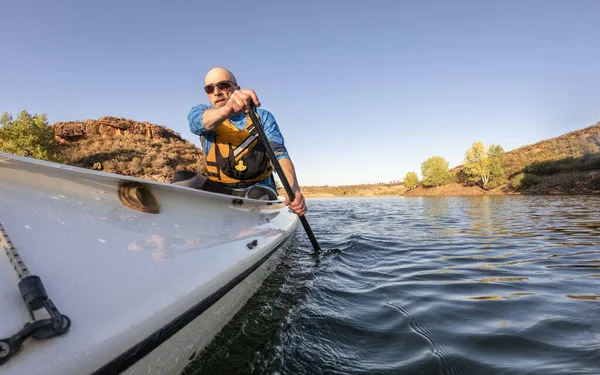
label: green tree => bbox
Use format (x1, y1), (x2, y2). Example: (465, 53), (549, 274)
(487, 144), (506, 188)
(421, 156), (453, 187)
(0, 111), (61, 162)
(463, 141), (505, 189)
(403, 171), (419, 189)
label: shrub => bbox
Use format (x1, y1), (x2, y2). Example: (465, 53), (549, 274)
(510, 173), (540, 190)
(0, 111), (61, 162)
(421, 156), (453, 187)
(403, 171), (419, 189)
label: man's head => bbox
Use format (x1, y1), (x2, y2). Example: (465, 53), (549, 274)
(204, 67), (239, 108)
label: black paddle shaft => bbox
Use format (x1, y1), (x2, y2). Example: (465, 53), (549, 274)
(247, 103), (321, 252)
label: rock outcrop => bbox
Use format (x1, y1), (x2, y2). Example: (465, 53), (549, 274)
(52, 116), (205, 183)
(53, 116), (183, 143)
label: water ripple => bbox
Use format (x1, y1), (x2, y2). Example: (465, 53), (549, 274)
(188, 196), (600, 375)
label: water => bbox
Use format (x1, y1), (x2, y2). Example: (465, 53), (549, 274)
(185, 196), (600, 375)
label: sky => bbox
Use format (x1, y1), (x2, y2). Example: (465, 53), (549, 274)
(1, 0), (599, 186)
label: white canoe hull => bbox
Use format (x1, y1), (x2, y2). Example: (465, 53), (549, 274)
(0, 152), (298, 374)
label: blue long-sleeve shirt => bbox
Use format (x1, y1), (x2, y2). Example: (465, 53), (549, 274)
(188, 104), (289, 191)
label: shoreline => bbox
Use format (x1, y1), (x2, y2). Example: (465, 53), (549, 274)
(301, 170), (600, 198)
(304, 191), (600, 199)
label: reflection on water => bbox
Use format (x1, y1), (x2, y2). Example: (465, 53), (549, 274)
(187, 196), (600, 375)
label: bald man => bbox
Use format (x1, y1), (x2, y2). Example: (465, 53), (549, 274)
(185, 67), (307, 216)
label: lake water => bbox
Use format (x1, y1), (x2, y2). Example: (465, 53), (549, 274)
(185, 196), (600, 375)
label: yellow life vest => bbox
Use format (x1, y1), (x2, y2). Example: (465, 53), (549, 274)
(205, 115), (273, 186)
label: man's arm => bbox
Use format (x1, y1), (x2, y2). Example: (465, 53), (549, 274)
(257, 109), (306, 215)
(202, 89), (261, 131)
(279, 157), (307, 216)
(201, 106), (234, 131)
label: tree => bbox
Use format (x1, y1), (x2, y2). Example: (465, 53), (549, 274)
(403, 171), (419, 189)
(421, 156), (453, 187)
(463, 141), (489, 187)
(487, 144), (506, 188)
(0, 111), (61, 162)
(463, 141), (505, 189)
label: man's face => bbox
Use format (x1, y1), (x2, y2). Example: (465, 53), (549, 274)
(204, 70), (238, 108)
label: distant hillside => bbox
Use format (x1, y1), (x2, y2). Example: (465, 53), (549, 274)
(49, 116), (599, 195)
(54, 116), (205, 182)
(498, 122), (600, 194)
(503, 122), (600, 177)
(306, 121), (600, 197)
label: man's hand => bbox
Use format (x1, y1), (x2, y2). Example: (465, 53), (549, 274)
(285, 190), (307, 216)
(225, 89), (261, 115)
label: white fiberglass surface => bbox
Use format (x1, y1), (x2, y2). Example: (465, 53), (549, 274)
(0, 153), (298, 374)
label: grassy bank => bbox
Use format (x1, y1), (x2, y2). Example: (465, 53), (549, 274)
(301, 183), (407, 197)
(302, 169), (600, 198)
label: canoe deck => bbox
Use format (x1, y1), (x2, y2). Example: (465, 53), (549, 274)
(0, 152), (298, 374)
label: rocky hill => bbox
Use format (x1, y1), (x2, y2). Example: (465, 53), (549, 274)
(54, 116), (205, 182)
(54, 116), (182, 143)
(503, 122), (600, 177)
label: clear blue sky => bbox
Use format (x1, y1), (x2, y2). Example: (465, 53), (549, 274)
(1, 0), (599, 186)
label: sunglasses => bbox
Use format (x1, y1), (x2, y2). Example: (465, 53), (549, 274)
(204, 80), (237, 94)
